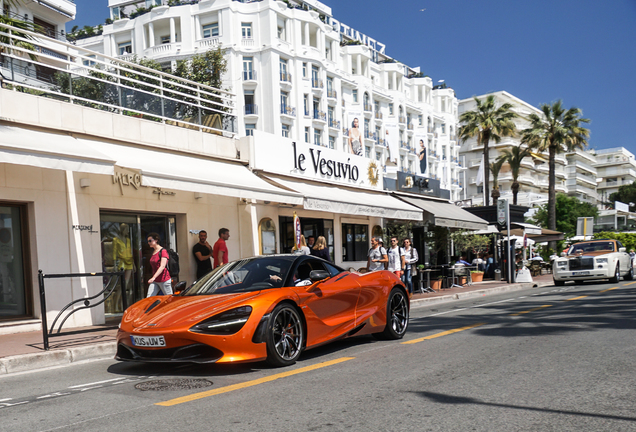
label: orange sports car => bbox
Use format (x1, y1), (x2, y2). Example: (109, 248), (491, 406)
(116, 254), (409, 366)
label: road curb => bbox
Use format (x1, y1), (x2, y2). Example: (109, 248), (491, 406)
(0, 342), (116, 375)
(410, 281), (553, 307)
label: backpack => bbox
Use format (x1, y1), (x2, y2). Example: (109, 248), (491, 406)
(161, 248), (180, 276)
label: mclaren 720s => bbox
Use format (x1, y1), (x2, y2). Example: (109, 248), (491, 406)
(116, 254), (409, 367)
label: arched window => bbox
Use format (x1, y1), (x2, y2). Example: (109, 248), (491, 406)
(372, 225), (383, 239)
(259, 218), (276, 255)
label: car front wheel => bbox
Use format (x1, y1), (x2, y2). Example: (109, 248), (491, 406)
(265, 303), (304, 367)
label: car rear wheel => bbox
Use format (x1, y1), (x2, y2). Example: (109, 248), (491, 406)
(625, 265), (634, 281)
(610, 264), (620, 283)
(374, 287), (409, 340)
(265, 303), (304, 367)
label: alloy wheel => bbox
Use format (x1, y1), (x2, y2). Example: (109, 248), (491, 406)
(272, 307), (303, 361)
(389, 291), (409, 335)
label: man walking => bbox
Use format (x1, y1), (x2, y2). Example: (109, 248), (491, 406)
(387, 236), (405, 278)
(367, 237), (388, 272)
(213, 228), (230, 268)
(192, 230), (213, 280)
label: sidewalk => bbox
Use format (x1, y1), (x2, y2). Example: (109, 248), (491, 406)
(0, 274), (554, 375)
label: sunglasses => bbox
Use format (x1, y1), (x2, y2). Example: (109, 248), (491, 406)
(147, 239), (155, 243)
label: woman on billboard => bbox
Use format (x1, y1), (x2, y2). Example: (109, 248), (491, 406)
(348, 118), (363, 156)
(419, 139), (427, 175)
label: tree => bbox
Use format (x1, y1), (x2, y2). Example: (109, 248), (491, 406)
(497, 145), (532, 205)
(459, 95), (518, 206)
(521, 101), (590, 249)
(0, 1), (38, 60)
(450, 230), (491, 256)
(530, 193), (598, 238)
(489, 157), (505, 202)
(608, 182), (636, 211)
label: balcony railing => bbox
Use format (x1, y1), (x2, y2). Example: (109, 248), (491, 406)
(243, 70), (257, 81)
(399, 116), (406, 124)
(312, 78), (323, 89)
(0, 22), (237, 136)
(281, 105), (296, 117)
(407, 123), (414, 130)
(313, 110), (326, 121)
(364, 130), (375, 140)
(428, 127), (434, 133)
(329, 119), (340, 129)
(375, 111), (383, 120)
(363, 103), (373, 112)
(280, 72), (292, 83)
(327, 90), (337, 99)
(245, 104), (258, 115)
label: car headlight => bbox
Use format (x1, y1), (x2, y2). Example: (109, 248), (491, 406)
(595, 258), (608, 264)
(190, 306), (252, 335)
(556, 260), (567, 267)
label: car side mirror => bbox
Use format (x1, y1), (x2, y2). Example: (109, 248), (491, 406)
(619, 247), (626, 253)
(309, 270), (330, 282)
(173, 280), (187, 295)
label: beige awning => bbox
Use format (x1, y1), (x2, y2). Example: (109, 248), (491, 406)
(394, 194), (488, 230)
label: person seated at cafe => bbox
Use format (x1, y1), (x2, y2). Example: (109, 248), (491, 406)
(457, 255), (471, 266)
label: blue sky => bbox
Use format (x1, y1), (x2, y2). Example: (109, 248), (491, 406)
(67, 0), (636, 153)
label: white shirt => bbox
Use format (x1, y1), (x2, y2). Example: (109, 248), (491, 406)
(387, 246), (404, 272)
(368, 246), (387, 272)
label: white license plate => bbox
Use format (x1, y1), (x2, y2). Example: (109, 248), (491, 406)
(572, 271), (590, 276)
(130, 335), (166, 347)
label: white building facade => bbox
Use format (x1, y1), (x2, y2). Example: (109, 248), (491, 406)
(75, 0), (463, 200)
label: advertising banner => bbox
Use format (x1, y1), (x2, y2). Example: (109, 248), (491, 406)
(384, 121), (399, 175)
(414, 129), (427, 176)
(346, 109), (364, 156)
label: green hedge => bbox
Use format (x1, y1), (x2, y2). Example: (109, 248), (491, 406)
(593, 232), (636, 252)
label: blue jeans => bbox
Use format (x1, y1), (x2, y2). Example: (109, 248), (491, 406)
(403, 267), (413, 294)
(147, 280), (173, 297)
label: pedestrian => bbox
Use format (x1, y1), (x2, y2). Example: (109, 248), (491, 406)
(387, 236), (405, 278)
(310, 235), (331, 261)
(292, 234), (311, 255)
(367, 237), (388, 272)
(213, 228), (230, 268)
(402, 238), (419, 294)
(146, 232), (173, 297)
(306, 235), (316, 249)
(192, 230), (213, 280)
(458, 255), (471, 266)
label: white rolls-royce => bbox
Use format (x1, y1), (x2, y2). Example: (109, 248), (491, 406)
(552, 239), (633, 286)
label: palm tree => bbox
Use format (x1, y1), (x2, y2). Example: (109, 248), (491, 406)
(496, 145), (532, 205)
(459, 95), (518, 206)
(521, 100), (590, 246)
(489, 158), (505, 202)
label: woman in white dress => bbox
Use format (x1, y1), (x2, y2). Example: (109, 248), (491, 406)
(348, 118), (362, 156)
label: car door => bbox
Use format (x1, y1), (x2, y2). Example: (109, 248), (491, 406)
(616, 241), (631, 272)
(292, 258), (361, 346)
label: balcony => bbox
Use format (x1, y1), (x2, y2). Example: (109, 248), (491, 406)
(398, 116), (406, 124)
(364, 130), (376, 140)
(328, 119), (340, 129)
(243, 70), (257, 81)
(143, 42), (181, 58)
(245, 104), (258, 116)
(326, 90), (337, 99)
(312, 110), (326, 122)
(428, 127), (434, 133)
(375, 111), (383, 120)
(280, 72), (292, 84)
(407, 123), (414, 130)
(363, 103), (373, 112)
(375, 138), (387, 148)
(280, 105), (296, 117)
(312, 79), (324, 89)
(242, 38), (255, 48)
(197, 37), (220, 50)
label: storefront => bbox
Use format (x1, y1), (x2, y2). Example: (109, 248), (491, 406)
(242, 131), (423, 270)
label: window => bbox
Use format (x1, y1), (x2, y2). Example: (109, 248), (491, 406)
(280, 91), (289, 114)
(441, 123), (446, 134)
(112, 6), (120, 20)
(302, 62), (307, 78)
(352, 89), (358, 103)
(146, 0), (161, 7)
(304, 94), (309, 116)
(202, 23), (219, 38)
(244, 90), (256, 114)
(245, 123), (255, 136)
(418, 114), (423, 126)
(305, 127), (310, 143)
(376, 151), (381, 161)
(282, 124), (290, 138)
(477, 185), (483, 194)
(365, 146), (371, 158)
(314, 129), (322, 146)
(242, 56), (254, 80)
(241, 23), (252, 39)
(389, 103), (394, 116)
(280, 58), (288, 77)
(259, 218), (276, 255)
(277, 16), (287, 40)
(328, 135), (335, 149)
(82, 55), (96, 67)
(118, 41), (132, 55)
(342, 223), (369, 262)
(160, 35), (170, 44)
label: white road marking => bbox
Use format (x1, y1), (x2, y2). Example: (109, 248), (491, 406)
(68, 377), (127, 388)
(0, 398), (11, 402)
(473, 298), (517, 308)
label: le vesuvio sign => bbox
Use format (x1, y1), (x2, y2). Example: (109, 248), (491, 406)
(250, 132), (381, 190)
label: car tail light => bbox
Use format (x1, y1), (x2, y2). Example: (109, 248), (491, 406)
(190, 306), (252, 335)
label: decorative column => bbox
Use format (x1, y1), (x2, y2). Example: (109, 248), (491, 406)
(148, 22), (155, 48)
(356, 54), (361, 76)
(304, 22), (309, 46)
(170, 17), (176, 44)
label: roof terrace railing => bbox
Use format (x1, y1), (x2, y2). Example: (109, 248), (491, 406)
(0, 22), (237, 136)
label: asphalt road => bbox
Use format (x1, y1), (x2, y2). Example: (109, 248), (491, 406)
(2, 280), (636, 432)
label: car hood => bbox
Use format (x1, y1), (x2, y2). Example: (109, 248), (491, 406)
(129, 292), (263, 329)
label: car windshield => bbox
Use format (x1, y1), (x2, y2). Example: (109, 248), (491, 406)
(182, 257), (294, 295)
(567, 242), (615, 255)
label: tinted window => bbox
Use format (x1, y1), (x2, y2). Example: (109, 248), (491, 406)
(324, 262), (342, 277)
(568, 242), (615, 255)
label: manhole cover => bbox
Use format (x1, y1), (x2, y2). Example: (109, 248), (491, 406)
(135, 378), (213, 391)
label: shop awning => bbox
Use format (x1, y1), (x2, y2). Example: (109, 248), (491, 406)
(81, 139), (303, 205)
(0, 125), (115, 174)
(268, 176), (423, 220)
(395, 194), (488, 230)
(508, 222), (564, 243)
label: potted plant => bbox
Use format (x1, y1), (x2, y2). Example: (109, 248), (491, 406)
(431, 275), (443, 291)
(471, 270), (484, 282)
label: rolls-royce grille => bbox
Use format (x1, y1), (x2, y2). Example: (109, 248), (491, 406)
(569, 257), (594, 270)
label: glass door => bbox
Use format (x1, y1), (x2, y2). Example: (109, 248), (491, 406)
(0, 204), (29, 319)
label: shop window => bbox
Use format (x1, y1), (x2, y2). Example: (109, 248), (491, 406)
(259, 218), (276, 255)
(0, 204), (30, 319)
(342, 223), (368, 262)
(280, 216), (333, 259)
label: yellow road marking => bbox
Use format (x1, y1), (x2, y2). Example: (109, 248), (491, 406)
(624, 281), (636, 286)
(565, 295), (588, 301)
(510, 305), (553, 316)
(599, 287), (619, 293)
(401, 323), (486, 345)
(155, 357), (355, 407)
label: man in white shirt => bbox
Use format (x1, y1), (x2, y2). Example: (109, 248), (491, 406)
(387, 236), (405, 278)
(367, 237), (388, 272)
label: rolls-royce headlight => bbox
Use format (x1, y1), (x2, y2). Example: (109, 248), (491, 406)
(596, 258), (608, 264)
(556, 260), (568, 267)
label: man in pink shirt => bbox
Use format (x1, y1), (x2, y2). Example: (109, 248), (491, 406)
(213, 228), (230, 268)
